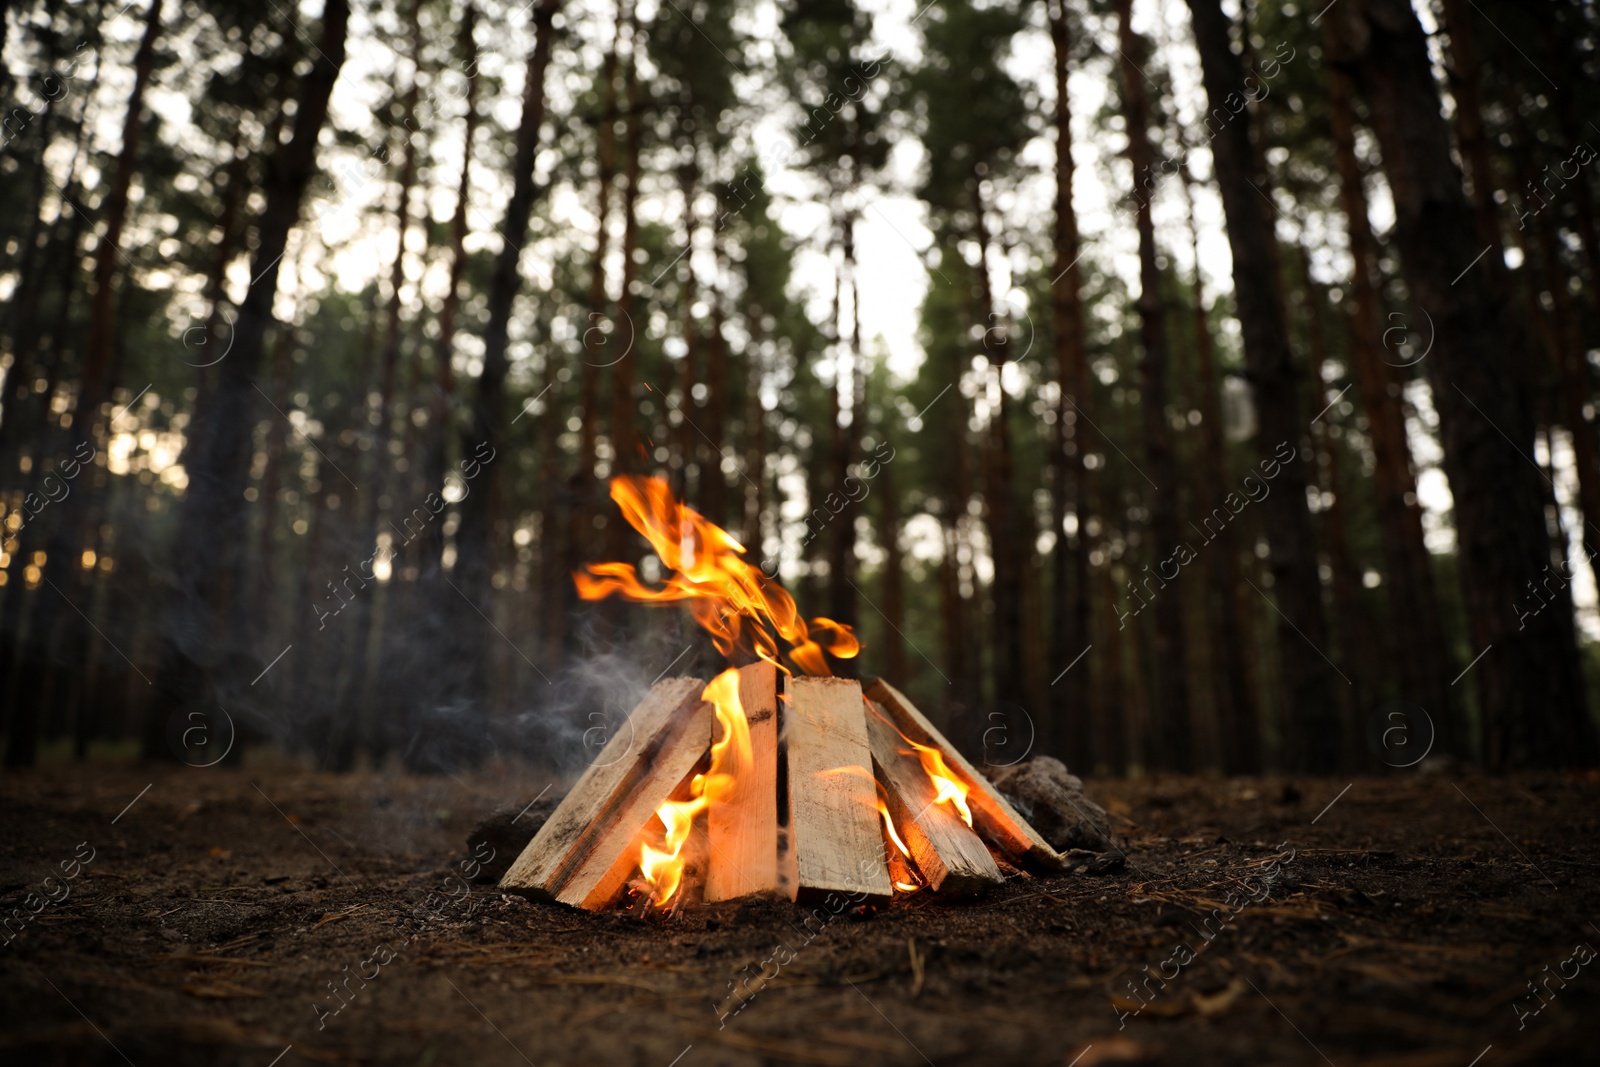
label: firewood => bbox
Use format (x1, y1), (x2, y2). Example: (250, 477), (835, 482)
(568, 732), (714, 911)
(500, 677), (710, 907)
(865, 705), (1003, 894)
(986, 756), (1114, 853)
(705, 660), (781, 901)
(864, 679), (1064, 870)
(782, 676), (892, 903)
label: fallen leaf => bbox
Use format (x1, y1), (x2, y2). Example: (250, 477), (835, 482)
(1192, 976), (1246, 1016)
(1070, 1036), (1152, 1064)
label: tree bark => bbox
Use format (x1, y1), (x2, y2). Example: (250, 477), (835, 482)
(1114, 0), (1191, 772)
(1511, 113), (1600, 580)
(826, 214), (861, 668)
(451, 0), (560, 763)
(578, 7), (623, 486)
(1178, 162), (1262, 773)
(78, 0), (162, 431)
(1338, 0), (1598, 768)
(603, 7), (644, 588)
(1186, 0), (1340, 771)
(1436, 0), (1505, 255)
(1322, 22), (1460, 754)
(5, 0), (164, 768)
(607, 3), (642, 488)
(971, 181), (1025, 712)
(1296, 243), (1381, 768)
(150, 0), (349, 754)
(1046, 0), (1093, 768)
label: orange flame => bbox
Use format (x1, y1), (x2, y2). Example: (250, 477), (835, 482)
(575, 476), (859, 675)
(909, 738), (974, 828)
(638, 668), (753, 908)
(874, 788), (912, 859)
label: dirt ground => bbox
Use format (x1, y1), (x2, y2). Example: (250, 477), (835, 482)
(2, 754), (1597, 1067)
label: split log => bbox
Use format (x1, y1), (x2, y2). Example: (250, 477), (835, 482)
(782, 676), (892, 903)
(866, 705), (1003, 894)
(500, 677), (711, 908)
(864, 679), (1063, 870)
(705, 660), (781, 901)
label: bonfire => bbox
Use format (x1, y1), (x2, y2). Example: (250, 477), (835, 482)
(501, 476), (1061, 912)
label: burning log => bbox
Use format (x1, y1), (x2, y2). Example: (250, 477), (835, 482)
(866, 704), (1003, 894)
(705, 660), (781, 901)
(865, 679), (1064, 871)
(781, 676), (892, 904)
(501, 677), (711, 908)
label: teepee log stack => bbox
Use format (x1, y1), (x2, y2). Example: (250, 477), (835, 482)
(501, 670), (1063, 911)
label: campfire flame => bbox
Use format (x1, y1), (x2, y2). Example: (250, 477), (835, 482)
(877, 794), (912, 859)
(908, 739), (974, 829)
(575, 475), (860, 675)
(637, 668), (752, 908)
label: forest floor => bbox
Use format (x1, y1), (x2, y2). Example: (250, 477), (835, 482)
(1, 755), (1597, 1067)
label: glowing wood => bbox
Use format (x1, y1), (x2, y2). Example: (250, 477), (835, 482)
(500, 677), (711, 907)
(866, 705), (1003, 894)
(864, 678), (1063, 870)
(704, 660), (781, 901)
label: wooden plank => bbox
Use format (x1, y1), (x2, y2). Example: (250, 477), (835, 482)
(500, 677), (706, 902)
(782, 676), (892, 903)
(865, 705), (1003, 894)
(562, 707), (712, 909)
(705, 660), (781, 901)
(864, 678), (1064, 870)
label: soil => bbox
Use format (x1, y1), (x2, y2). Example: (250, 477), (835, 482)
(2, 756), (1597, 1066)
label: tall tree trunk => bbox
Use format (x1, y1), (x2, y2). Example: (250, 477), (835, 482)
(826, 212), (861, 668)
(1046, 0), (1093, 767)
(151, 0), (350, 754)
(1295, 242), (1380, 768)
(451, 0), (560, 765)
(337, 0), (424, 771)
(1186, 0), (1340, 771)
(415, 1), (479, 709)
(78, 0), (161, 430)
(971, 181), (1025, 712)
(1178, 162), (1262, 773)
(607, 3), (642, 489)
(1094, 557), (1126, 774)
(1543, 22), (1600, 303)
(578, 6), (623, 485)
(602, 7), (643, 601)
(1437, 0), (1505, 255)
(6, 0), (163, 768)
(1512, 114), (1600, 578)
(1114, 0), (1191, 772)
(674, 153), (701, 503)
(0, 37), (99, 712)
(1322, 21), (1460, 753)
(1337, 0), (1598, 768)
(700, 223), (731, 529)
(879, 440), (908, 688)
(427, 0), (480, 575)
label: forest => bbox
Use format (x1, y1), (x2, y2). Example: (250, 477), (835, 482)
(3, 0), (1600, 779)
